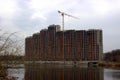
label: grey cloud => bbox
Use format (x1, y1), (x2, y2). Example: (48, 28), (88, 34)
(0, 0), (120, 53)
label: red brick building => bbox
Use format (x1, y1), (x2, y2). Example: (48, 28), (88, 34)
(64, 30), (75, 61)
(56, 31), (64, 61)
(25, 24), (103, 61)
(40, 29), (47, 61)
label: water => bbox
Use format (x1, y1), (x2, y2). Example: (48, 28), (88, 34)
(104, 69), (120, 80)
(4, 64), (120, 80)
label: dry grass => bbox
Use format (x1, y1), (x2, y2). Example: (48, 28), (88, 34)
(0, 64), (7, 78)
(98, 61), (120, 68)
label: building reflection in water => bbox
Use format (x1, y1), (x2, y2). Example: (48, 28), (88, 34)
(25, 64), (103, 80)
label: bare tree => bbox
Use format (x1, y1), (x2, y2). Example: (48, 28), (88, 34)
(0, 29), (24, 56)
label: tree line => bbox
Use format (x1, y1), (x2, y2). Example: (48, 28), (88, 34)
(104, 49), (120, 62)
(0, 55), (24, 61)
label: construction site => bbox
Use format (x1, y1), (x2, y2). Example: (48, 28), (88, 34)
(25, 11), (103, 64)
(25, 24), (103, 63)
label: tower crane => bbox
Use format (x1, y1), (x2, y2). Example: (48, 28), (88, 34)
(58, 11), (79, 63)
(58, 10), (79, 31)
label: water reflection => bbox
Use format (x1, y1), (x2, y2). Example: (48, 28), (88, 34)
(25, 64), (103, 80)
(5, 64), (120, 80)
(104, 69), (120, 80)
(7, 68), (25, 80)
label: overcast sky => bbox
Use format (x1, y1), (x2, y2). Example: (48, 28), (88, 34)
(0, 0), (120, 52)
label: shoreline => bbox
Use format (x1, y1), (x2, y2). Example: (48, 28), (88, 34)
(1, 61), (120, 68)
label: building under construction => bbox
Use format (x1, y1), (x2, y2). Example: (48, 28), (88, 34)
(25, 24), (103, 62)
